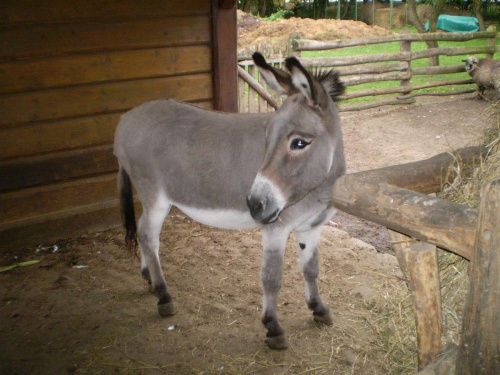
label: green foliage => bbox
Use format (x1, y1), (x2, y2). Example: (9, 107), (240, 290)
(263, 8), (294, 21)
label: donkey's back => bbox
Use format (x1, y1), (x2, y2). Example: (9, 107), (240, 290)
(114, 99), (271, 219)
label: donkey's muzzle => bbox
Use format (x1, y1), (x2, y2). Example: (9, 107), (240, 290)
(246, 196), (280, 224)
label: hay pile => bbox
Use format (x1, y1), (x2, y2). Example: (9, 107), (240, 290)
(437, 100), (500, 347)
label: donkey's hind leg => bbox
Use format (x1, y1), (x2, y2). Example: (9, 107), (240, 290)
(137, 196), (175, 317)
(295, 225), (333, 325)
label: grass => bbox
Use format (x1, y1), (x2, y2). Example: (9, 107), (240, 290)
(301, 26), (500, 103)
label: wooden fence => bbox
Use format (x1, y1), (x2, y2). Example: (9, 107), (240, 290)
(332, 146), (499, 374)
(238, 29), (499, 112)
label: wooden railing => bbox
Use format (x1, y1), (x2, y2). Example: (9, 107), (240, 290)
(331, 146), (500, 374)
(238, 29), (499, 113)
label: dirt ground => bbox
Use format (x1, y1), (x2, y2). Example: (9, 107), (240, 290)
(0, 92), (494, 375)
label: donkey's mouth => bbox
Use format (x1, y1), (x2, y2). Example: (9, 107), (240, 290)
(260, 209), (281, 224)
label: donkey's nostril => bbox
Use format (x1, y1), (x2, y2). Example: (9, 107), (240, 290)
(246, 196), (266, 216)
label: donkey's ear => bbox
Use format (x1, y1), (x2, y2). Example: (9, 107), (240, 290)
(284, 56), (318, 107)
(252, 52), (294, 96)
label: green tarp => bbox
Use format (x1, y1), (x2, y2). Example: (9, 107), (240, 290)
(425, 15), (480, 33)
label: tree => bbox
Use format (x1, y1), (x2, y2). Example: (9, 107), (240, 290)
(407, 0), (446, 66)
(471, 0), (486, 31)
(239, 0), (276, 17)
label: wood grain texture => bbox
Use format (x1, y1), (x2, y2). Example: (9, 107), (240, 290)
(0, 16), (211, 59)
(0, 146), (117, 192)
(0, 0), (210, 25)
(0, 46), (212, 94)
(212, 0), (238, 112)
(0, 114), (120, 160)
(456, 179), (500, 375)
(406, 242), (442, 370)
(0, 175), (117, 225)
(332, 175), (477, 260)
(1, 73), (213, 126)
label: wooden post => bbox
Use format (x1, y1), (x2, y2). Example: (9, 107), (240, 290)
(389, 230), (412, 277)
(390, 232), (443, 369)
(486, 26), (497, 60)
(212, 0), (238, 112)
(399, 29), (412, 97)
(456, 179), (500, 375)
(405, 242), (443, 370)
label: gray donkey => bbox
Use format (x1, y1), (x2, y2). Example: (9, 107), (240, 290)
(113, 53), (346, 349)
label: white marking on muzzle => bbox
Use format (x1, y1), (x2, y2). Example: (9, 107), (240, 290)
(248, 173), (287, 222)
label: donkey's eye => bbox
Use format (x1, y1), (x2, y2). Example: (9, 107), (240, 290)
(290, 138), (311, 151)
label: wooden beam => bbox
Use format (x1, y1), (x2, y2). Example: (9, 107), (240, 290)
(332, 177), (477, 259)
(456, 179), (500, 375)
(212, 0), (238, 112)
(292, 31), (497, 51)
(341, 146), (486, 194)
(331, 147), (486, 259)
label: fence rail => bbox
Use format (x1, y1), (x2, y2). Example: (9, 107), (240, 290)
(238, 28), (499, 112)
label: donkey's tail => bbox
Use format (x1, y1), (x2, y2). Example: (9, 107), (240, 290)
(118, 165), (138, 251)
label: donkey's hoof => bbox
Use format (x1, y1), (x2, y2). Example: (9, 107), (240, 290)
(157, 301), (177, 317)
(313, 313), (333, 326)
(266, 335), (289, 350)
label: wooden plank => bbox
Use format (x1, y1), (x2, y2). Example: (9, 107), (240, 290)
(0, 145), (117, 192)
(0, 16), (211, 59)
(405, 242), (442, 370)
(456, 179), (500, 375)
(0, 175), (117, 225)
(212, 0), (238, 112)
(0, 114), (120, 160)
(0, 46), (212, 94)
(0, 73), (213, 126)
(0, 0), (210, 25)
(1, 100), (214, 160)
(0, 200), (122, 252)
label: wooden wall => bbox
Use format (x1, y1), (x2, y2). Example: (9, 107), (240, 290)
(0, 0), (237, 251)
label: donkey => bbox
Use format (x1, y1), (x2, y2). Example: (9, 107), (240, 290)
(113, 53), (346, 349)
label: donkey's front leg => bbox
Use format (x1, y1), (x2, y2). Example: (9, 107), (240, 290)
(261, 229), (290, 349)
(295, 225), (333, 325)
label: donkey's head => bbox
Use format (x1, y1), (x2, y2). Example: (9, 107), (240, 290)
(247, 53), (346, 224)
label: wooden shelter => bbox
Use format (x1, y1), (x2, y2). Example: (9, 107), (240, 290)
(0, 0), (238, 251)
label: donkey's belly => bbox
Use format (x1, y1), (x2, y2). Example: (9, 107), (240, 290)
(175, 203), (258, 230)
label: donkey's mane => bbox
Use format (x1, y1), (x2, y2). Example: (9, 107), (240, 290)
(311, 68), (345, 102)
